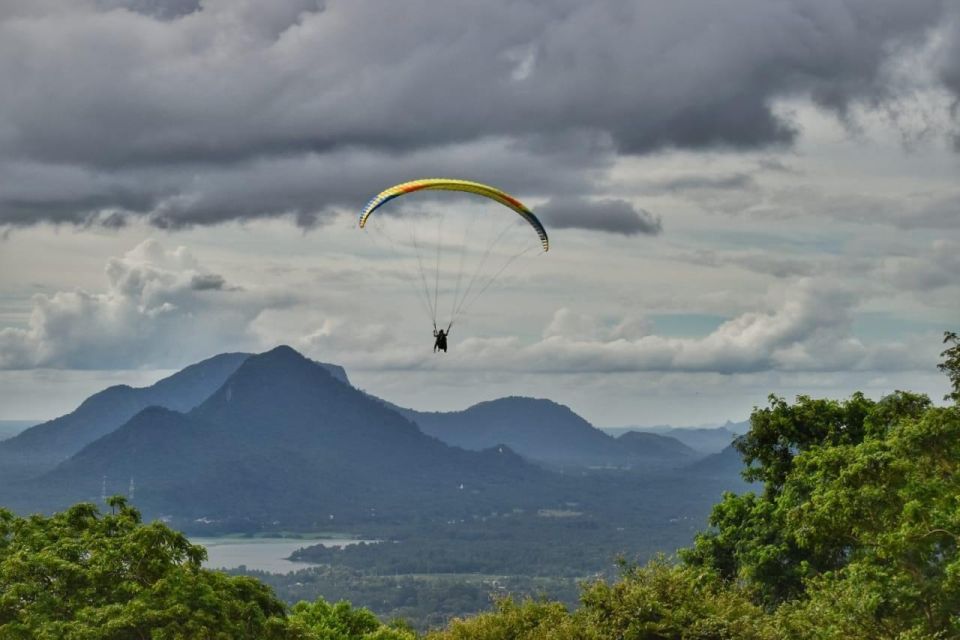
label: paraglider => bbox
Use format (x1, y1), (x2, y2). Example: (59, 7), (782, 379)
(359, 179), (549, 352)
(433, 324), (450, 352)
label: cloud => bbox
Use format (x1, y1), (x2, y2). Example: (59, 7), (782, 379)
(934, 5), (960, 101)
(537, 197), (661, 236)
(542, 308), (653, 341)
(0, 0), (954, 229)
(643, 171), (762, 216)
(96, 0), (201, 20)
(294, 279), (938, 375)
(663, 176), (960, 231)
(880, 239), (960, 291)
(794, 189), (960, 231)
(678, 249), (821, 279)
(189, 273), (228, 291)
(0, 138), (608, 230)
(650, 173), (756, 194)
(512, 283), (874, 374)
(0, 239), (290, 369)
(896, 193), (960, 230)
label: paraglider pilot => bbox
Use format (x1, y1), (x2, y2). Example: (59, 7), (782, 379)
(433, 324), (450, 353)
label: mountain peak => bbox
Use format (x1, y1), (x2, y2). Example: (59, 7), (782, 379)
(192, 346), (359, 431)
(228, 345), (340, 387)
(262, 344), (304, 360)
(468, 396), (572, 415)
(245, 345), (351, 386)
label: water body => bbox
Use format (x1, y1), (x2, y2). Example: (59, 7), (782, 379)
(193, 536), (373, 574)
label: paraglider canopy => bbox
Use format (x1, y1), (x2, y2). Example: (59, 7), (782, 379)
(359, 179), (549, 251)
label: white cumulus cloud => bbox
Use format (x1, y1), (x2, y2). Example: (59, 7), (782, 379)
(0, 239), (291, 369)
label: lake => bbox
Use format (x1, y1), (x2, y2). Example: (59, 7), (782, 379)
(193, 536), (374, 574)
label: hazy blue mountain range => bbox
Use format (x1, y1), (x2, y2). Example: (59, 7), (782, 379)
(0, 353), (249, 477)
(686, 444), (751, 482)
(616, 431), (698, 459)
(397, 397), (696, 469)
(0, 346), (751, 536)
(10, 347), (563, 528)
(0, 352), (350, 482)
(604, 422), (748, 455)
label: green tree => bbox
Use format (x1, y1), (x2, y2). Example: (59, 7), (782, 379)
(0, 497), (289, 639)
(575, 559), (774, 640)
(939, 330), (960, 403)
(684, 391), (935, 603)
(0, 498), (412, 639)
(770, 404), (960, 638)
(426, 597), (577, 640)
(683, 386), (960, 636)
(286, 599), (414, 640)
(427, 560), (775, 640)
(734, 392), (878, 497)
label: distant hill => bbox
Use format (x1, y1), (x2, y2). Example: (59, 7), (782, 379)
(605, 423), (746, 455)
(685, 444), (752, 489)
(617, 431), (698, 460)
(399, 397), (697, 469)
(17, 347), (559, 528)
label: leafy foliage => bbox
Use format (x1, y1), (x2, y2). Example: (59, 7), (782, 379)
(0, 497), (287, 639)
(425, 598), (576, 640)
(427, 560), (773, 640)
(939, 330), (960, 403)
(575, 559), (774, 640)
(0, 498), (410, 639)
(684, 387), (960, 637)
(286, 599), (414, 639)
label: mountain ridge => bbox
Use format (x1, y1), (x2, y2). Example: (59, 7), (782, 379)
(398, 395), (696, 469)
(22, 346), (560, 527)
(0, 351), (351, 481)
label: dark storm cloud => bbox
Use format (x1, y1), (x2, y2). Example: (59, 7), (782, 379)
(189, 273), (226, 290)
(652, 173), (756, 193)
(0, 0), (953, 228)
(936, 6), (960, 99)
(95, 0), (201, 19)
(140, 140), (606, 229)
(538, 197), (661, 236)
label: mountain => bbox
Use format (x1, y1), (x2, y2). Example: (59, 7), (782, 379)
(398, 397), (696, 469)
(0, 352), (250, 479)
(21, 347), (559, 527)
(617, 431), (698, 459)
(607, 425), (743, 455)
(0, 353), (350, 480)
(686, 444), (751, 485)
(652, 427), (739, 455)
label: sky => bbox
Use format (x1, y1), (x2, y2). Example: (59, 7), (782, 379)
(1, 0), (958, 426)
